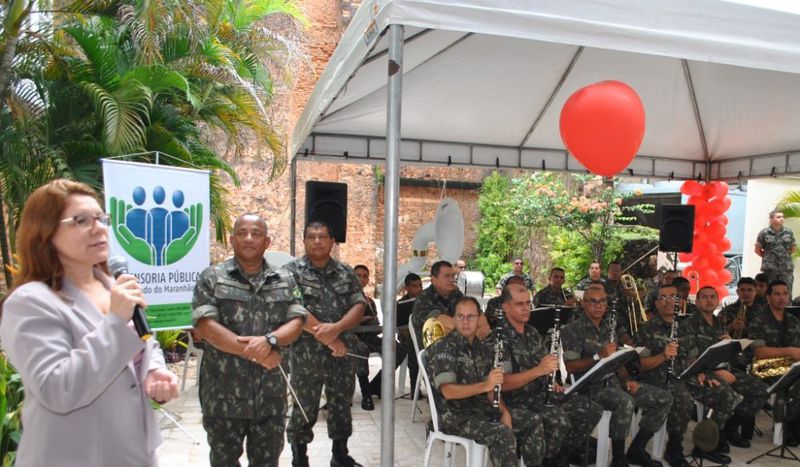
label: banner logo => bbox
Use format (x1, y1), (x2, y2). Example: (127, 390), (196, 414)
(110, 185), (203, 266)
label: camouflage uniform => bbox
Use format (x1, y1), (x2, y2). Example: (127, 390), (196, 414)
(719, 300), (766, 370)
(496, 272), (535, 291)
(426, 331), (544, 467)
(575, 277), (606, 291)
(532, 286), (574, 308)
(686, 311), (768, 418)
(352, 296), (382, 377)
(757, 226), (797, 291)
(284, 257), (366, 445)
(410, 285), (463, 346)
(747, 310), (800, 424)
(635, 315), (737, 435)
(561, 312), (672, 438)
(495, 319), (602, 458)
(192, 258), (307, 467)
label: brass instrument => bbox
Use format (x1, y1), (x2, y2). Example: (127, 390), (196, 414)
(562, 287), (574, 304)
(686, 270), (701, 297)
(750, 357), (794, 379)
(422, 317), (446, 348)
(732, 303), (747, 340)
(621, 274), (647, 333)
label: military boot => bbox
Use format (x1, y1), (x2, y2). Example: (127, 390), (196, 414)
(740, 414), (756, 441)
(357, 374), (374, 411)
(611, 438), (630, 467)
(626, 429), (662, 467)
(664, 432), (690, 467)
(331, 438), (364, 467)
(291, 443), (309, 467)
(723, 415), (750, 448)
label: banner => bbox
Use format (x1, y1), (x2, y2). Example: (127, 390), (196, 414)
(102, 159), (210, 330)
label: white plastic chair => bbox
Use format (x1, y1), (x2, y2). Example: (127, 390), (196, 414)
(418, 349), (489, 467)
(181, 338), (204, 391)
(409, 316), (423, 421)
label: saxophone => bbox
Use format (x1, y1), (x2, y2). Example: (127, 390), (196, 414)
(751, 357), (794, 379)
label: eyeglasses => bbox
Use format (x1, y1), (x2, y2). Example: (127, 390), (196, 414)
(583, 299), (606, 307)
(59, 213), (111, 229)
(454, 314), (479, 322)
(658, 294), (679, 301)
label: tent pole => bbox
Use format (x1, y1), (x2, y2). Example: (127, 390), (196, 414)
(381, 23), (404, 467)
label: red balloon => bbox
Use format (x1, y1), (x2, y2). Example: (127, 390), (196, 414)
(681, 180), (702, 196)
(693, 256), (710, 271)
(713, 181), (729, 199)
(702, 183), (716, 200)
(687, 195), (707, 207)
(719, 269), (733, 285)
(707, 255), (726, 270)
(701, 269), (720, 285)
(716, 286), (729, 299)
(706, 199), (726, 217)
(560, 81), (646, 177)
(722, 196), (732, 210)
(717, 237), (732, 253)
(705, 221), (726, 239)
(678, 252), (694, 263)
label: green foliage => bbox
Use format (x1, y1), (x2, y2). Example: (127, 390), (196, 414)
(475, 171), (657, 288)
(0, 352), (24, 466)
(777, 190), (800, 259)
(155, 329), (188, 352)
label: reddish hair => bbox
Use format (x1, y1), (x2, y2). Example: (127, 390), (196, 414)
(13, 179), (107, 291)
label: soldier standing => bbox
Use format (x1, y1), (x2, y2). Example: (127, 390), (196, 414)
(747, 279), (800, 446)
(192, 214), (306, 467)
(561, 286), (671, 467)
(498, 284), (603, 467)
(426, 296), (543, 467)
(495, 257), (535, 293)
(285, 221), (367, 467)
(575, 261), (606, 291)
(636, 285), (735, 466)
(689, 286), (768, 450)
(755, 209), (797, 293)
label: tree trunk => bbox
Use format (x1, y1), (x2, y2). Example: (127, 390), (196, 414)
(0, 1), (33, 117)
(0, 191), (13, 290)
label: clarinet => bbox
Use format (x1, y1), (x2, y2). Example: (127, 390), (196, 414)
(491, 308), (505, 422)
(544, 306), (562, 405)
(608, 299), (618, 345)
(665, 298), (680, 384)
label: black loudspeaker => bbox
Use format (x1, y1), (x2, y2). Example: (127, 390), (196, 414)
(305, 181), (347, 243)
(659, 204), (695, 252)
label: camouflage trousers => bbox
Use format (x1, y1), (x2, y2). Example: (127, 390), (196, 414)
(730, 371), (769, 417)
(761, 268), (793, 295)
(287, 355), (355, 444)
(686, 377), (740, 429)
(351, 333), (382, 376)
(202, 404), (286, 467)
(508, 402), (569, 459)
(632, 383), (673, 433)
(512, 392), (603, 455)
(592, 383), (635, 439)
(664, 382), (694, 435)
(442, 407), (542, 467)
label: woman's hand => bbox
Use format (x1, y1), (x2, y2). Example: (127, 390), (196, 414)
(144, 368), (179, 404)
(110, 274), (146, 322)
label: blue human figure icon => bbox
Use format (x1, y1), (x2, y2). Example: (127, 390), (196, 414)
(125, 186), (148, 240)
(146, 186), (169, 266)
(167, 190), (190, 242)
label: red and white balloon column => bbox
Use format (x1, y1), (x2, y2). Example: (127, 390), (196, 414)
(678, 180), (733, 298)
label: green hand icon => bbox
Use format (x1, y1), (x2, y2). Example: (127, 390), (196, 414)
(110, 196), (156, 265)
(165, 202), (203, 265)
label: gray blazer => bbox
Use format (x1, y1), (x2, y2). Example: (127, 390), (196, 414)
(0, 270), (165, 467)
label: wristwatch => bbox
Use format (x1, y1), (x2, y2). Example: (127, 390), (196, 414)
(592, 353), (601, 362)
(266, 333), (278, 347)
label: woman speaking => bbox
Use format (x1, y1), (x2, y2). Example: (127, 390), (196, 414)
(0, 179), (179, 466)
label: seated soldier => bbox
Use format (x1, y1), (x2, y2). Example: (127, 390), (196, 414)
(533, 267), (577, 308)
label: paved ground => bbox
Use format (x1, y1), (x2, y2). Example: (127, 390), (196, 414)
(157, 356), (795, 466)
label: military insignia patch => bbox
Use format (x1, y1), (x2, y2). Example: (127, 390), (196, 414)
(292, 287), (304, 302)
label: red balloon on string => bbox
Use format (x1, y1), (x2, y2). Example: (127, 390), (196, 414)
(560, 80), (646, 177)
(681, 180), (703, 196)
(714, 182), (729, 198)
(706, 221), (726, 239)
(717, 237), (732, 253)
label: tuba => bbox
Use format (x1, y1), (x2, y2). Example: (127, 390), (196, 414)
(422, 317), (447, 348)
(750, 357), (794, 379)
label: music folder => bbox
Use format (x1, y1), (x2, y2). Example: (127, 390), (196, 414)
(678, 339), (747, 380)
(767, 361), (800, 395)
(530, 305), (575, 336)
(564, 347), (640, 396)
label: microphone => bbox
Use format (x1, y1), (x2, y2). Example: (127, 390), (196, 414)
(107, 256), (152, 340)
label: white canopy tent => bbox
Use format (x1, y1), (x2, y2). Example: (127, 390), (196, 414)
(289, 1), (800, 464)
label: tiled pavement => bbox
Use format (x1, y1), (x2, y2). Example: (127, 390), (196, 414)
(157, 357), (795, 466)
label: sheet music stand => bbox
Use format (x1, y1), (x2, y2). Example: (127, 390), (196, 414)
(530, 305), (575, 337)
(746, 361), (800, 464)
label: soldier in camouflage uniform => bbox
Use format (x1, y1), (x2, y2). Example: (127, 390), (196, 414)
(636, 285), (735, 466)
(561, 285), (670, 467)
(495, 257), (536, 292)
(532, 267), (577, 308)
(427, 296), (544, 467)
(485, 275), (525, 328)
(575, 261), (606, 291)
(411, 260), (490, 345)
(720, 277), (766, 338)
(756, 209), (797, 294)
(691, 286), (768, 450)
(747, 279), (800, 446)
(644, 270), (678, 314)
(350, 264), (387, 411)
(192, 214), (307, 467)
(672, 277), (698, 316)
(496, 284), (602, 467)
(754, 273), (769, 308)
(284, 221), (367, 467)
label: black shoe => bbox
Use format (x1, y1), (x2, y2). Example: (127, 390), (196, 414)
(726, 432), (750, 448)
(331, 456), (364, 467)
(361, 395), (374, 411)
(331, 438), (364, 467)
(665, 433), (689, 467)
(692, 447), (730, 465)
(717, 438), (730, 454)
(627, 449), (662, 467)
(611, 457), (630, 467)
(291, 443), (309, 467)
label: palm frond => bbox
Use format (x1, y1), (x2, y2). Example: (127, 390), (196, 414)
(81, 79), (152, 154)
